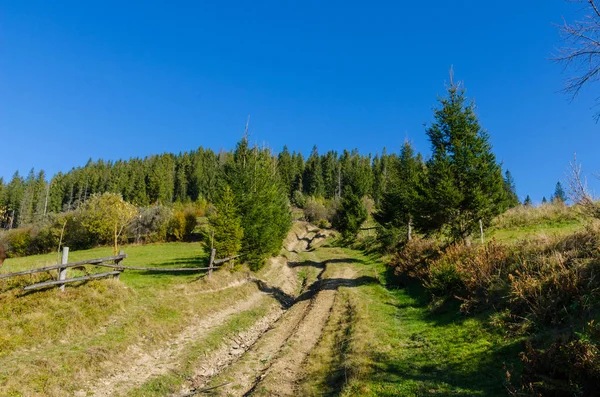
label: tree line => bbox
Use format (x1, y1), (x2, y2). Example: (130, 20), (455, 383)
(0, 79), (525, 262)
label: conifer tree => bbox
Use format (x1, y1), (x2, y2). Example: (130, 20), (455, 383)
(542, 196), (548, 204)
(303, 145), (325, 197)
(420, 78), (507, 241)
(524, 195), (532, 206)
(552, 181), (567, 203)
(277, 146), (295, 198)
(227, 137), (291, 269)
(332, 187), (368, 240)
(375, 141), (424, 243)
(209, 185), (243, 261)
(504, 170), (520, 208)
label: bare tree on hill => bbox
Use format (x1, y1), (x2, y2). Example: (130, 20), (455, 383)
(554, 0), (600, 121)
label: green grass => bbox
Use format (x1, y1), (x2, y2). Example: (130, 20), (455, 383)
(301, 246), (522, 396)
(488, 220), (582, 244)
(0, 241), (262, 396)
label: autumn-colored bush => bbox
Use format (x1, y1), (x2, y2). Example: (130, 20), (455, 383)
(390, 237), (438, 280)
(514, 337), (600, 397)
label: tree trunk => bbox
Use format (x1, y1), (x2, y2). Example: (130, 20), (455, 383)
(479, 219), (484, 244)
(407, 216), (412, 241)
(114, 223), (118, 256)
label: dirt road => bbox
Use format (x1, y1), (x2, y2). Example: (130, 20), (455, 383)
(85, 222), (361, 397)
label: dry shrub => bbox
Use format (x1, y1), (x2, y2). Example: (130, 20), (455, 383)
(391, 237), (438, 280)
(516, 338), (600, 397)
(507, 223), (600, 324)
(424, 240), (511, 310)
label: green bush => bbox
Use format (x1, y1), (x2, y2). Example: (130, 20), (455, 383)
(167, 209), (197, 241)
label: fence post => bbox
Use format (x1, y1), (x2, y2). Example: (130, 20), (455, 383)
(114, 250), (125, 280)
(208, 248), (216, 279)
(59, 247), (69, 292)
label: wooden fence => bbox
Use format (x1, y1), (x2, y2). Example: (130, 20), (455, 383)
(0, 246), (239, 292)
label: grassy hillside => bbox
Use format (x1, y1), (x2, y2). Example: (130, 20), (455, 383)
(489, 203), (582, 243)
(0, 242), (264, 396)
(296, 246), (520, 396)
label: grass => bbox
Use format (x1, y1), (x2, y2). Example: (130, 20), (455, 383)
(0, 241), (263, 396)
(300, 246), (522, 396)
(489, 203), (584, 244)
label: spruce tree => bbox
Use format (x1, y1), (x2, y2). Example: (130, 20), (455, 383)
(303, 145), (325, 197)
(332, 187), (368, 240)
(227, 137), (291, 269)
(375, 141), (424, 243)
(552, 181), (567, 203)
(542, 196), (548, 204)
(503, 170), (520, 208)
(524, 195), (532, 206)
(420, 79), (507, 241)
(209, 185), (243, 262)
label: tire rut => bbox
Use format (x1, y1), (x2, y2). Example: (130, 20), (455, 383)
(200, 260), (357, 396)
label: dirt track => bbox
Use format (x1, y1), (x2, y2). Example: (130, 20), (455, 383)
(85, 222), (360, 397)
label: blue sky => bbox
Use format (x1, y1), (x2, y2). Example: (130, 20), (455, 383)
(1, 1), (598, 202)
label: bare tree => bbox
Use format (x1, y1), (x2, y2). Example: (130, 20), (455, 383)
(567, 153), (600, 217)
(554, 0), (600, 121)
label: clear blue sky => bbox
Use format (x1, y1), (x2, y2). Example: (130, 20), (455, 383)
(1, 1), (599, 202)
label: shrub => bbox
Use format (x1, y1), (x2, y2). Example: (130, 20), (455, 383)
(1, 228), (34, 257)
(516, 338), (600, 396)
(167, 210), (197, 241)
(391, 237), (438, 280)
(304, 197), (328, 223)
(77, 193), (137, 254)
(291, 190), (306, 209)
(128, 205), (173, 243)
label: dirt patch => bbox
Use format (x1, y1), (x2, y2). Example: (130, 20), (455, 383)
(85, 292), (266, 397)
(199, 257), (359, 396)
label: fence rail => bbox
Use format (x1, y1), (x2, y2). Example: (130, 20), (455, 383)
(23, 271), (122, 291)
(1, 246), (242, 292)
(0, 254), (128, 279)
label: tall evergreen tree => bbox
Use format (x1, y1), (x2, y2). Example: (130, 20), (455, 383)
(552, 181), (567, 203)
(420, 79), (507, 241)
(303, 145), (325, 197)
(277, 146), (295, 198)
(209, 185), (244, 262)
(227, 137), (291, 269)
(332, 187), (368, 240)
(503, 170), (520, 208)
(375, 141), (424, 242)
(524, 195), (532, 206)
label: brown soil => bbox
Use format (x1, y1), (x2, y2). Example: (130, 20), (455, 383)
(85, 222), (357, 397)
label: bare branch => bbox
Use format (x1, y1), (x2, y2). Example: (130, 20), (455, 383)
(566, 153), (600, 218)
(554, 1), (600, 120)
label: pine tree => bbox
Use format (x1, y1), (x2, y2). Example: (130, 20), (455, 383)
(542, 196), (548, 204)
(227, 137), (291, 269)
(552, 181), (567, 203)
(375, 141), (424, 243)
(303, 145), (325, 197)
(420, 79), (507, 241)
(524, 195), (532, 206)
(504, 170), (520, 208)
(209, 185), (243, 262)
(18, 169), (37, 226)
(277, 145), (295, 198)
(332, 187), (368, 240)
